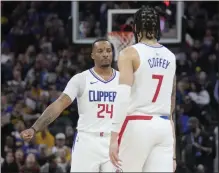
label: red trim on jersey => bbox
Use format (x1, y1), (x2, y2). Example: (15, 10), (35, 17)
(118, 115), (153, 146)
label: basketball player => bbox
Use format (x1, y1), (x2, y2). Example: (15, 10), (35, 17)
(20, 39), (119, 172)
(109, 6), (177, 172)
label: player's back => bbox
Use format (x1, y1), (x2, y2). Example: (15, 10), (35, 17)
(127, 43), (176, 116)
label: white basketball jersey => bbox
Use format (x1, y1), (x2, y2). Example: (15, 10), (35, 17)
(64, 68), (119, 133)
(127, 43), (176, 116)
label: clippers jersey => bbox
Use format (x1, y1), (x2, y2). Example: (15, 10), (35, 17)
(63, 68), (119, 133)
(127, 43), (176, 116)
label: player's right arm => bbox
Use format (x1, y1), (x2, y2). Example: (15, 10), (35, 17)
(110, 47), (136, 167)
(20, 74), (81, 141)
(30, 93), (72, 133)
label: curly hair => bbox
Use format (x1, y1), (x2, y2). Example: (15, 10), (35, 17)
(133, 5), (162, 43)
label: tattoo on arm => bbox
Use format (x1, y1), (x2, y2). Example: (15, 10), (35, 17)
(32, 106), (60, 132)
(171, 75), (176, 119)
(32, 94), (71, 132)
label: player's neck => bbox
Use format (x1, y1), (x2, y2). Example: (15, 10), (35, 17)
(93, 66), (112, 76)
(139, 38), (158, 46)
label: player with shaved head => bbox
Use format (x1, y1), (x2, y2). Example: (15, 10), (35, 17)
(21, 39), (119, 172)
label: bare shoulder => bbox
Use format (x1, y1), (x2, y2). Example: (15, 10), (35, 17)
(119, 46), (139, 61)
(118, 46), (140, 72)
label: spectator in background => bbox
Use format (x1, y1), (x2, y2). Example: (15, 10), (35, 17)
(15, 149), (25, 169)
(20, 153), (40, 173)
(181, 117), (215, 173)
(40, 154), (64, 173)
(7, 68), (26, 95)
(1, 151), (19, 173)
(182, 95), (201, 119)
(38, 144), (50, 166)
(56, 148), (68, 172)
(11, 120), (26, 148)
(22, 136), (40, 158)
(214, 77), (219, 103)
(177, 105), (190, 134)
(1, 43), (14, 84)
(10, 103), (24, 125)
(35, 128), (55, 148)
(1, 95), (13, 118)
(65, 125), (75, 148)
(188, 82), (210, 106)
(3, 136), (16, 157)
(52, 133), (71, 163)
(214, 127), (218, 173)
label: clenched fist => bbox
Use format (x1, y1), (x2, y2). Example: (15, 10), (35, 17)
(20, 128), (35, 142)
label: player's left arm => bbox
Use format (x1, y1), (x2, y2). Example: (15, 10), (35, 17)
(170, 75), (176, 159)
(171, 75), (176, 116)
(111, 47), (136, 139)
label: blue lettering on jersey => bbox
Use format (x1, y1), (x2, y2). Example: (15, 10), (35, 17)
(148, 58), (170, 69)
(89, 90), (117, 102)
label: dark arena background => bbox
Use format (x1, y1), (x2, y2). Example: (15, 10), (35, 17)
(1, 1), (219, 173)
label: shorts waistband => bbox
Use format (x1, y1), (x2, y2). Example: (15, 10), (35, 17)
(160, 115), (170, 120)
(118, 115), (169, 145)
(125, 115), (170, 120)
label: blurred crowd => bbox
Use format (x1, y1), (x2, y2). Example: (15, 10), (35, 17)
(78, 1), (176, 38)
(1, 1), (219, 173)
(1, 2), (90, 172)
(175, 2), (219, 173)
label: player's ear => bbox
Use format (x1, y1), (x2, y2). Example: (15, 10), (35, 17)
(91, 53), (94, 60)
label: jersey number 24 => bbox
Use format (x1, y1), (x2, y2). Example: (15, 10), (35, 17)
(97, 104), (113, 118)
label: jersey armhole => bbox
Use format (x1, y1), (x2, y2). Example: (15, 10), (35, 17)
(131, 44), (142, 75)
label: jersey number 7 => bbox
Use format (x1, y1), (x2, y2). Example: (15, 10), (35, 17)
(152, 74), (164, 102)
(97, 104), (113, 118)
